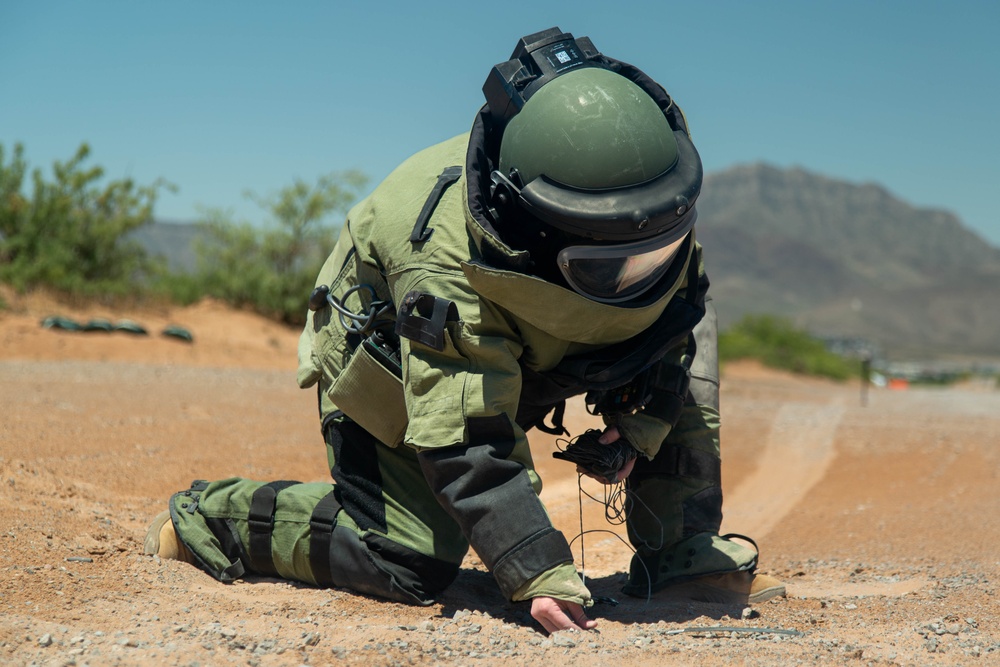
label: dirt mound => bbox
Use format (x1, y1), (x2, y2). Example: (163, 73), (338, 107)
(2, 294), (997, 665)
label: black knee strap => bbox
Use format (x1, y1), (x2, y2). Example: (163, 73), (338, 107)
(308, 490), (344, 587)
(247, 480), (300, 576)
(635, 444), (721, 485)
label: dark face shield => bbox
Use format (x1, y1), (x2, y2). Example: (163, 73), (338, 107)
(556, 209), (696, 303)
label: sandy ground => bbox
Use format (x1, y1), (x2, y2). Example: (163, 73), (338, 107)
(1, 291), (998, 666)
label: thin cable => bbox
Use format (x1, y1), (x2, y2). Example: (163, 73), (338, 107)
(556, 434), (664, 603)
(577, 473), (586, 585)
(325, 284), (393, 335)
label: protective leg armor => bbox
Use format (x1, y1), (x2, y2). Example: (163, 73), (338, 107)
(165, 418), (466, 606)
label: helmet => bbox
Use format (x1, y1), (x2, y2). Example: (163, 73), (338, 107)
(483, 28), (702, 304)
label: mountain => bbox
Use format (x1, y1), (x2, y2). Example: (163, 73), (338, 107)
(135, 165), (1000, 360)
(697, 163), (1000, 359)
(131, 220), (200, 273)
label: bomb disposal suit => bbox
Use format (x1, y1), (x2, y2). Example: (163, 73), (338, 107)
(162, 28), (761, 618)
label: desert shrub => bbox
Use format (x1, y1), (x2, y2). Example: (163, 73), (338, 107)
(719, 314), (857, 380)
(181, 172), (367, 325)
(0, 142), (171, 296)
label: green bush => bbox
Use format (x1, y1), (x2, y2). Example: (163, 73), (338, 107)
(0, 142), (171, 296)
(179, 172), (368, 325)
(719, 314), (857, 380)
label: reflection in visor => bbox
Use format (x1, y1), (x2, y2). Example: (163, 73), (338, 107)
(556, 210), (695, 303)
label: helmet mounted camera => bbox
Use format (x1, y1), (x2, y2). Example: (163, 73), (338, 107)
(483, 27), (604, 129)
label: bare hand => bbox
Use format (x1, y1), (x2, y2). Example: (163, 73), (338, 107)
(575, 426), (636, 483)
(530, 596), (598, 633)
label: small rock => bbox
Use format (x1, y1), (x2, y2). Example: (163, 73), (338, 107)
(420, 620), (436, 632)
(452, 609), (472, 622)
(741, 607), (760, 620)
(551, 631), (577, 648)
(38, 634), (53, 647)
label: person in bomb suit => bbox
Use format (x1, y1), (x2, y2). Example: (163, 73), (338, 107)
(145, 27), (785, 633)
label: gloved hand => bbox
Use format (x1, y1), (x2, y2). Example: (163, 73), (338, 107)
(553, 427), (637, 484)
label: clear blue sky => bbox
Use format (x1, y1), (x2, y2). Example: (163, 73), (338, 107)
(3, 1), (999, 244)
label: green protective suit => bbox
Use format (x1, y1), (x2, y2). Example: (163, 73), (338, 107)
(167, 83), (758, 606)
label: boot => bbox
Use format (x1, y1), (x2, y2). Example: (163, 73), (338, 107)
(749, 572), (786, 603)
(143, 510), (196, 563)
(652, 570), (786, 604)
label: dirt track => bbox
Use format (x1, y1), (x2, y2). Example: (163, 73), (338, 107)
(1, 293), (998, 666)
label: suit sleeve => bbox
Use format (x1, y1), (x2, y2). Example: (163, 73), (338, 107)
(394, 270), (580, 600)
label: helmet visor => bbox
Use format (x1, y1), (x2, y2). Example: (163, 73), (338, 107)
(556, 209), (696, 303)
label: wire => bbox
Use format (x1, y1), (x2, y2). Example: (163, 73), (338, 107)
(325, 284), (393, 336)
(569, 474), (656, 604)
(557, 432), (664, 603)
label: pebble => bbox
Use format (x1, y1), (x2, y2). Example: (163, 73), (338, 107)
(38, 633), (53, 647)
(551, 631), (577, 648)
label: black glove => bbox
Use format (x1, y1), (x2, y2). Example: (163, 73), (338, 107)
(553, 429), (638, 484)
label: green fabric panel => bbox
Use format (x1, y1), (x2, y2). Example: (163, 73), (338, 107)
(666, 404), (721, 459)
(319, 426), (469, 565)
(459, 251), (688, 344)
(169, 483), (243, 582)
(385, 266), (526, 452)
(326, 341), (407, 446)
(511, 561), (592, 605)
(368, 436), (470, 564)
(180, 478), (338, 585)
(298, 224), (358, 390)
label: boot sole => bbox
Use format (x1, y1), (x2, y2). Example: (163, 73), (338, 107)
(749, 582), (787, 604)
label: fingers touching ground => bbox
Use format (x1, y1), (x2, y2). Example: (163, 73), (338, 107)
(530, 597), (598, 634)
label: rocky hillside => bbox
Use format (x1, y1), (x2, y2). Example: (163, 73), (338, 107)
(697, 164), (1000, 359)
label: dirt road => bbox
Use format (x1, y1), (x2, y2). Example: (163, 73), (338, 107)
(2, 293), (997, 665)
